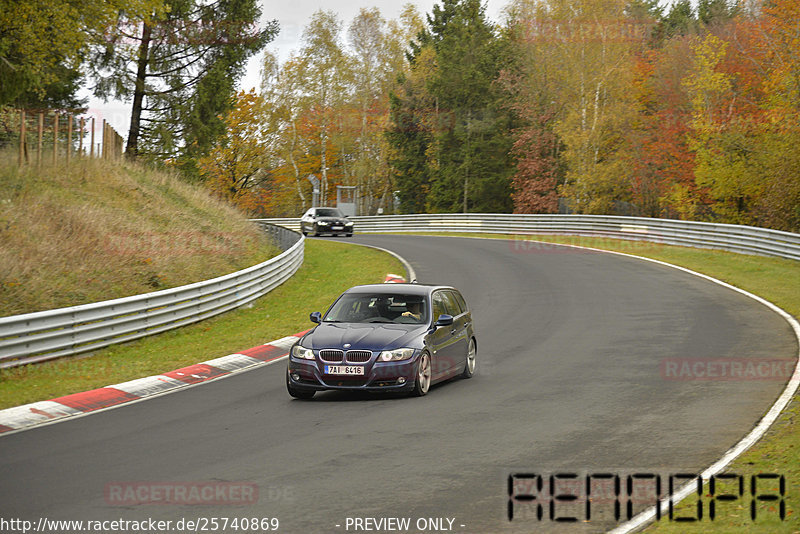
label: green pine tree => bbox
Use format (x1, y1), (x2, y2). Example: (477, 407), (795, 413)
(387, 0), (514, 214)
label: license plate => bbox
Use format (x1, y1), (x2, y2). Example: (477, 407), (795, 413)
(332, 226), (343, 230)
(324, 365), (364, 375)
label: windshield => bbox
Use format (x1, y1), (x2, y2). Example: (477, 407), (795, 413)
(323, 293), (428, 324)
(316, 208), (344, 217)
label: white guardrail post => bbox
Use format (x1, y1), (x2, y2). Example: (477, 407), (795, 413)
(254, 213), (800, 262)
(0, 224), (304, 369)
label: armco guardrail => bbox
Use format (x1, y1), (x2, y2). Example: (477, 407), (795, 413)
(0, 223), (304, 369)
(253, 214), (800, 262)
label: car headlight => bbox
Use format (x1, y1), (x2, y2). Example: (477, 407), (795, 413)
(345, 222), (353, 226)
(317, 221), (329, 225)
(292, 345), (315, 360)
(378, 348), (415, 361)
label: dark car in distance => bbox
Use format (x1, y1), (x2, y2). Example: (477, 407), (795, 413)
(300, 207), (354, 237)
(286, 284), (477, 399)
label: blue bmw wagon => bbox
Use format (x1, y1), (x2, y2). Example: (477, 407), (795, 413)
(286, 284), (476, 399)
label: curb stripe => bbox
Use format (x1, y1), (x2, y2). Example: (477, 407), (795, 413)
(203, 354), (263, 372)
(0, 401), (83, 431)
(53, 388), (141, 412)
(111, 375), (187, 397)
(163, 364), (228, 385)
(0, 332), (305, 435)
(239, 344), (287, 361)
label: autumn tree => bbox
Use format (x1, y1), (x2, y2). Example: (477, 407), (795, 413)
(348, 9), (394, 214)
(262, 54), (313, 213)
(506, 0), (647, 214)
(715, 0), (800, 230)
(199, 90), (269, 212)
(295, 10), (351, 203)
(499, 1), (566, 213)
(683, 33), (762, 224)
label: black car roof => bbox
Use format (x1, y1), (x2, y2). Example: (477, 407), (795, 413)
(343, 284), (454, 297)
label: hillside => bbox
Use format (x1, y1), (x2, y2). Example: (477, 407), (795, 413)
(0, 156), (279, 316)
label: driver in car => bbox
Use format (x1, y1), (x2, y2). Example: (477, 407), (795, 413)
(402, 301), (422, 321)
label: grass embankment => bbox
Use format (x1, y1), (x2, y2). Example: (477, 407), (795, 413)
(0, 157), (278, 315)
(420, 232), (800, 532)
(0, 239), (403, 409)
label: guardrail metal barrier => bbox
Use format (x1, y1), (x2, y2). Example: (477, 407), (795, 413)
(0, 224), (304, 369)
(253, 214), (800, 262)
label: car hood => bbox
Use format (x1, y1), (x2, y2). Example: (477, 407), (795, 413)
(315, 216), (351, 223)
(302, 323), (426, 351)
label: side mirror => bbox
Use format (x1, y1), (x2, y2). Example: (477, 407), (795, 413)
(435, 314), (454, 327)
(310, 312), (322, 324)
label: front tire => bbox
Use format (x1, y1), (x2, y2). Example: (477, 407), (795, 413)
(412, 352), (431, 396)
(462, 338), (477, 378)
(312, 224), (320, 237)
(287, 371), (315, 399)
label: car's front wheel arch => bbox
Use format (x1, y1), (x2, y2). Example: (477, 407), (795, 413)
(286, 369), (315, 399)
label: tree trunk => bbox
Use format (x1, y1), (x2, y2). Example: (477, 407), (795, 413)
(126, 22), (152, 158)
(289, 122), (307, 210)
(320, 122), (328, 203)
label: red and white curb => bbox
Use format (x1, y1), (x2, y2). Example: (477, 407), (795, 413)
(383, 273), (406, 283)
(0, 331), (310, 436)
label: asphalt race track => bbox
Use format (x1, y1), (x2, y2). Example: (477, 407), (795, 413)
(1, 235), (797, 533)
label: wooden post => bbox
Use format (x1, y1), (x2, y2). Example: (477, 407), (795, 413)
(53, 113), (59, 165)
(79, 117), (84, 156)
(67, 114), (73, 164)
(90, 118), (95, 158)
(18, 110), (26, 166)
(37, 112), (43, 167)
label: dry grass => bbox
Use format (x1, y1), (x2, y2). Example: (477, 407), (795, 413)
(0, 155), (278, 315)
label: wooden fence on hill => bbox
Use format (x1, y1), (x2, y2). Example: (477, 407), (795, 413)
(14, 109), (125, 166)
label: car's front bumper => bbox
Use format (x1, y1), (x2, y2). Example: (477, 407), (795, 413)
(316, 225), (353, 235)
(287, 355), (418, 392)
